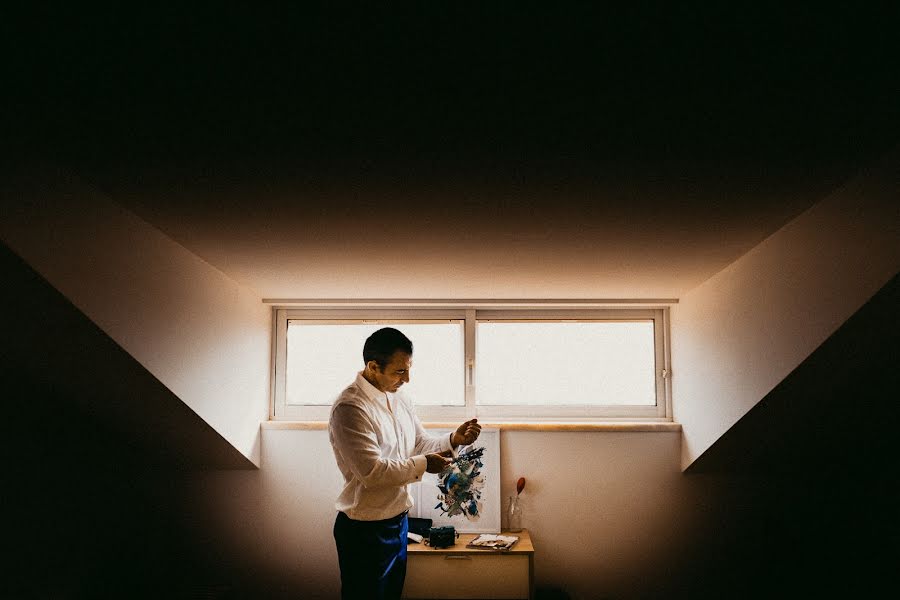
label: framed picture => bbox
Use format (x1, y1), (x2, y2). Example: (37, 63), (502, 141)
(410, 427), (501, 533)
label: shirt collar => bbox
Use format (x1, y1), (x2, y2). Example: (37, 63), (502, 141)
(355, 371), (389, 403)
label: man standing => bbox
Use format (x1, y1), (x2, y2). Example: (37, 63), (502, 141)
(329, 327), (481, 600)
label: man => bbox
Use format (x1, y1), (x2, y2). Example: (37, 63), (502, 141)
(329, 327), (481, 600)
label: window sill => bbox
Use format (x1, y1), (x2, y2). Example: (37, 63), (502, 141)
(261, 421), (681, 432)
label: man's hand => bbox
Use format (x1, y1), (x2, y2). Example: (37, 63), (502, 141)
(425, 453), (452, 474)
(451, 418), (481, 447)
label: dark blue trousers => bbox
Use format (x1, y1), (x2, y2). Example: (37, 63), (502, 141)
(333, 510), (409, 600)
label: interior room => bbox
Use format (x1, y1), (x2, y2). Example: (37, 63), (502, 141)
(3, 5), (898, 599)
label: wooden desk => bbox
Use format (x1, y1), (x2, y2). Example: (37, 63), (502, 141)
(403, 529), (534, 600)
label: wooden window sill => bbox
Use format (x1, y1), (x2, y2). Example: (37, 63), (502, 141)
(261, 421), (681, 432)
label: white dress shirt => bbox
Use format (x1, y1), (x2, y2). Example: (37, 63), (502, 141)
(328, 371), (454, 521)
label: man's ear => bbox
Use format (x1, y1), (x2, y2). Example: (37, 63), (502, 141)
(366, 360), (380, 373)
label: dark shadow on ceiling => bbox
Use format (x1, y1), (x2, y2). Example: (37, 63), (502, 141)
(5, 4), (899, 181)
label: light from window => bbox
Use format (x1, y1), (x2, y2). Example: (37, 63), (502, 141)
(285, 321), (465, 407)
(476, 321), (656, 406)
(273, 307), (670, 420)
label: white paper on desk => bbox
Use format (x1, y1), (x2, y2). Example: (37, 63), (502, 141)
(467, 534), (518, 549)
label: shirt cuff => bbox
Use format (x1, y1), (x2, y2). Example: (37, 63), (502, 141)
(411, 455), (427, 481)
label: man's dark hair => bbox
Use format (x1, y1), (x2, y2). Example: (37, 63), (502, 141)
(363, 327), (413, 368)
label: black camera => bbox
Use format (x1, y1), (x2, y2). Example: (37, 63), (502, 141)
(427, 526), (458, 548)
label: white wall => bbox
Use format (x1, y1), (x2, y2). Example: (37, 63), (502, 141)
(186, 427), (702, 599)
(0, 168), (271, 464)
(672, 149), (900, 470)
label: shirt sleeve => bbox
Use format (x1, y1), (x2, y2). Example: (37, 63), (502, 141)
(411, 411), (455, 456)
(330, 403), (426, 488)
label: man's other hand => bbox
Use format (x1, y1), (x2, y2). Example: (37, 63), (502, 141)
(451, 418), (481, 447)
(425, 453), (452, 474)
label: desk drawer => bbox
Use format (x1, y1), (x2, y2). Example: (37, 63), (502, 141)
(404, 553), (529, 599)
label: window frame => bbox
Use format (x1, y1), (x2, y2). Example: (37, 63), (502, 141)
(271, 305), (672, 422)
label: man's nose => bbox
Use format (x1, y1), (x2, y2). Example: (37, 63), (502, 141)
(402, 371), (410, 383)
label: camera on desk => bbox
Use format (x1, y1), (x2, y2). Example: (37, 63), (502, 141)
(426, 526), (458, 548)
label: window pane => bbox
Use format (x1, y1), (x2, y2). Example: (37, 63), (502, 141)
(286, 321), (464, 406)
(475, 321), (656, 406)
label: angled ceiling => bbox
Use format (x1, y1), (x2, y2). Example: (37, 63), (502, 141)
(0, 241), (255, 470)
(6, 5), (899, 298)
(687, 272), (899, 475)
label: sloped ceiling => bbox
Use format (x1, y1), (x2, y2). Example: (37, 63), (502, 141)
(5, 5), (899, 299)
(687, 272), (899, 475)
(0, 241), (255, 470)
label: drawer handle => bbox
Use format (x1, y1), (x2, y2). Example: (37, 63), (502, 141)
(444, 555), (472, 561)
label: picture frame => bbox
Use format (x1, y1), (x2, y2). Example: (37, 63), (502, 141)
(410, 427), (501, 533)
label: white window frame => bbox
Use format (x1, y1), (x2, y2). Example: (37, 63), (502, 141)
(271, 304), (672, 422)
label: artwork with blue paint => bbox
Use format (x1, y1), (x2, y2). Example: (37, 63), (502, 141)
(436, 446), (486, 520)
(410, 428), (501, 533)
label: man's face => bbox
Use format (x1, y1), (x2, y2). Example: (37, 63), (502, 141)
(369, 351), (412, 393)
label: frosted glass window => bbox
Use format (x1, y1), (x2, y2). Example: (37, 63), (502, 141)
(286, 321), (464, 407)
(476, 321), (656, 406)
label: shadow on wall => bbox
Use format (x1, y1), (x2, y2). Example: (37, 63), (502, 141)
(536, 585), (573, 600)
(5, 233), (897, 598)
(668, 272), (900, 599)
(1, 243), (261, 598)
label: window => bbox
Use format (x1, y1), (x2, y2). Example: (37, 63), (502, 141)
(271, 305), (671, 421)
